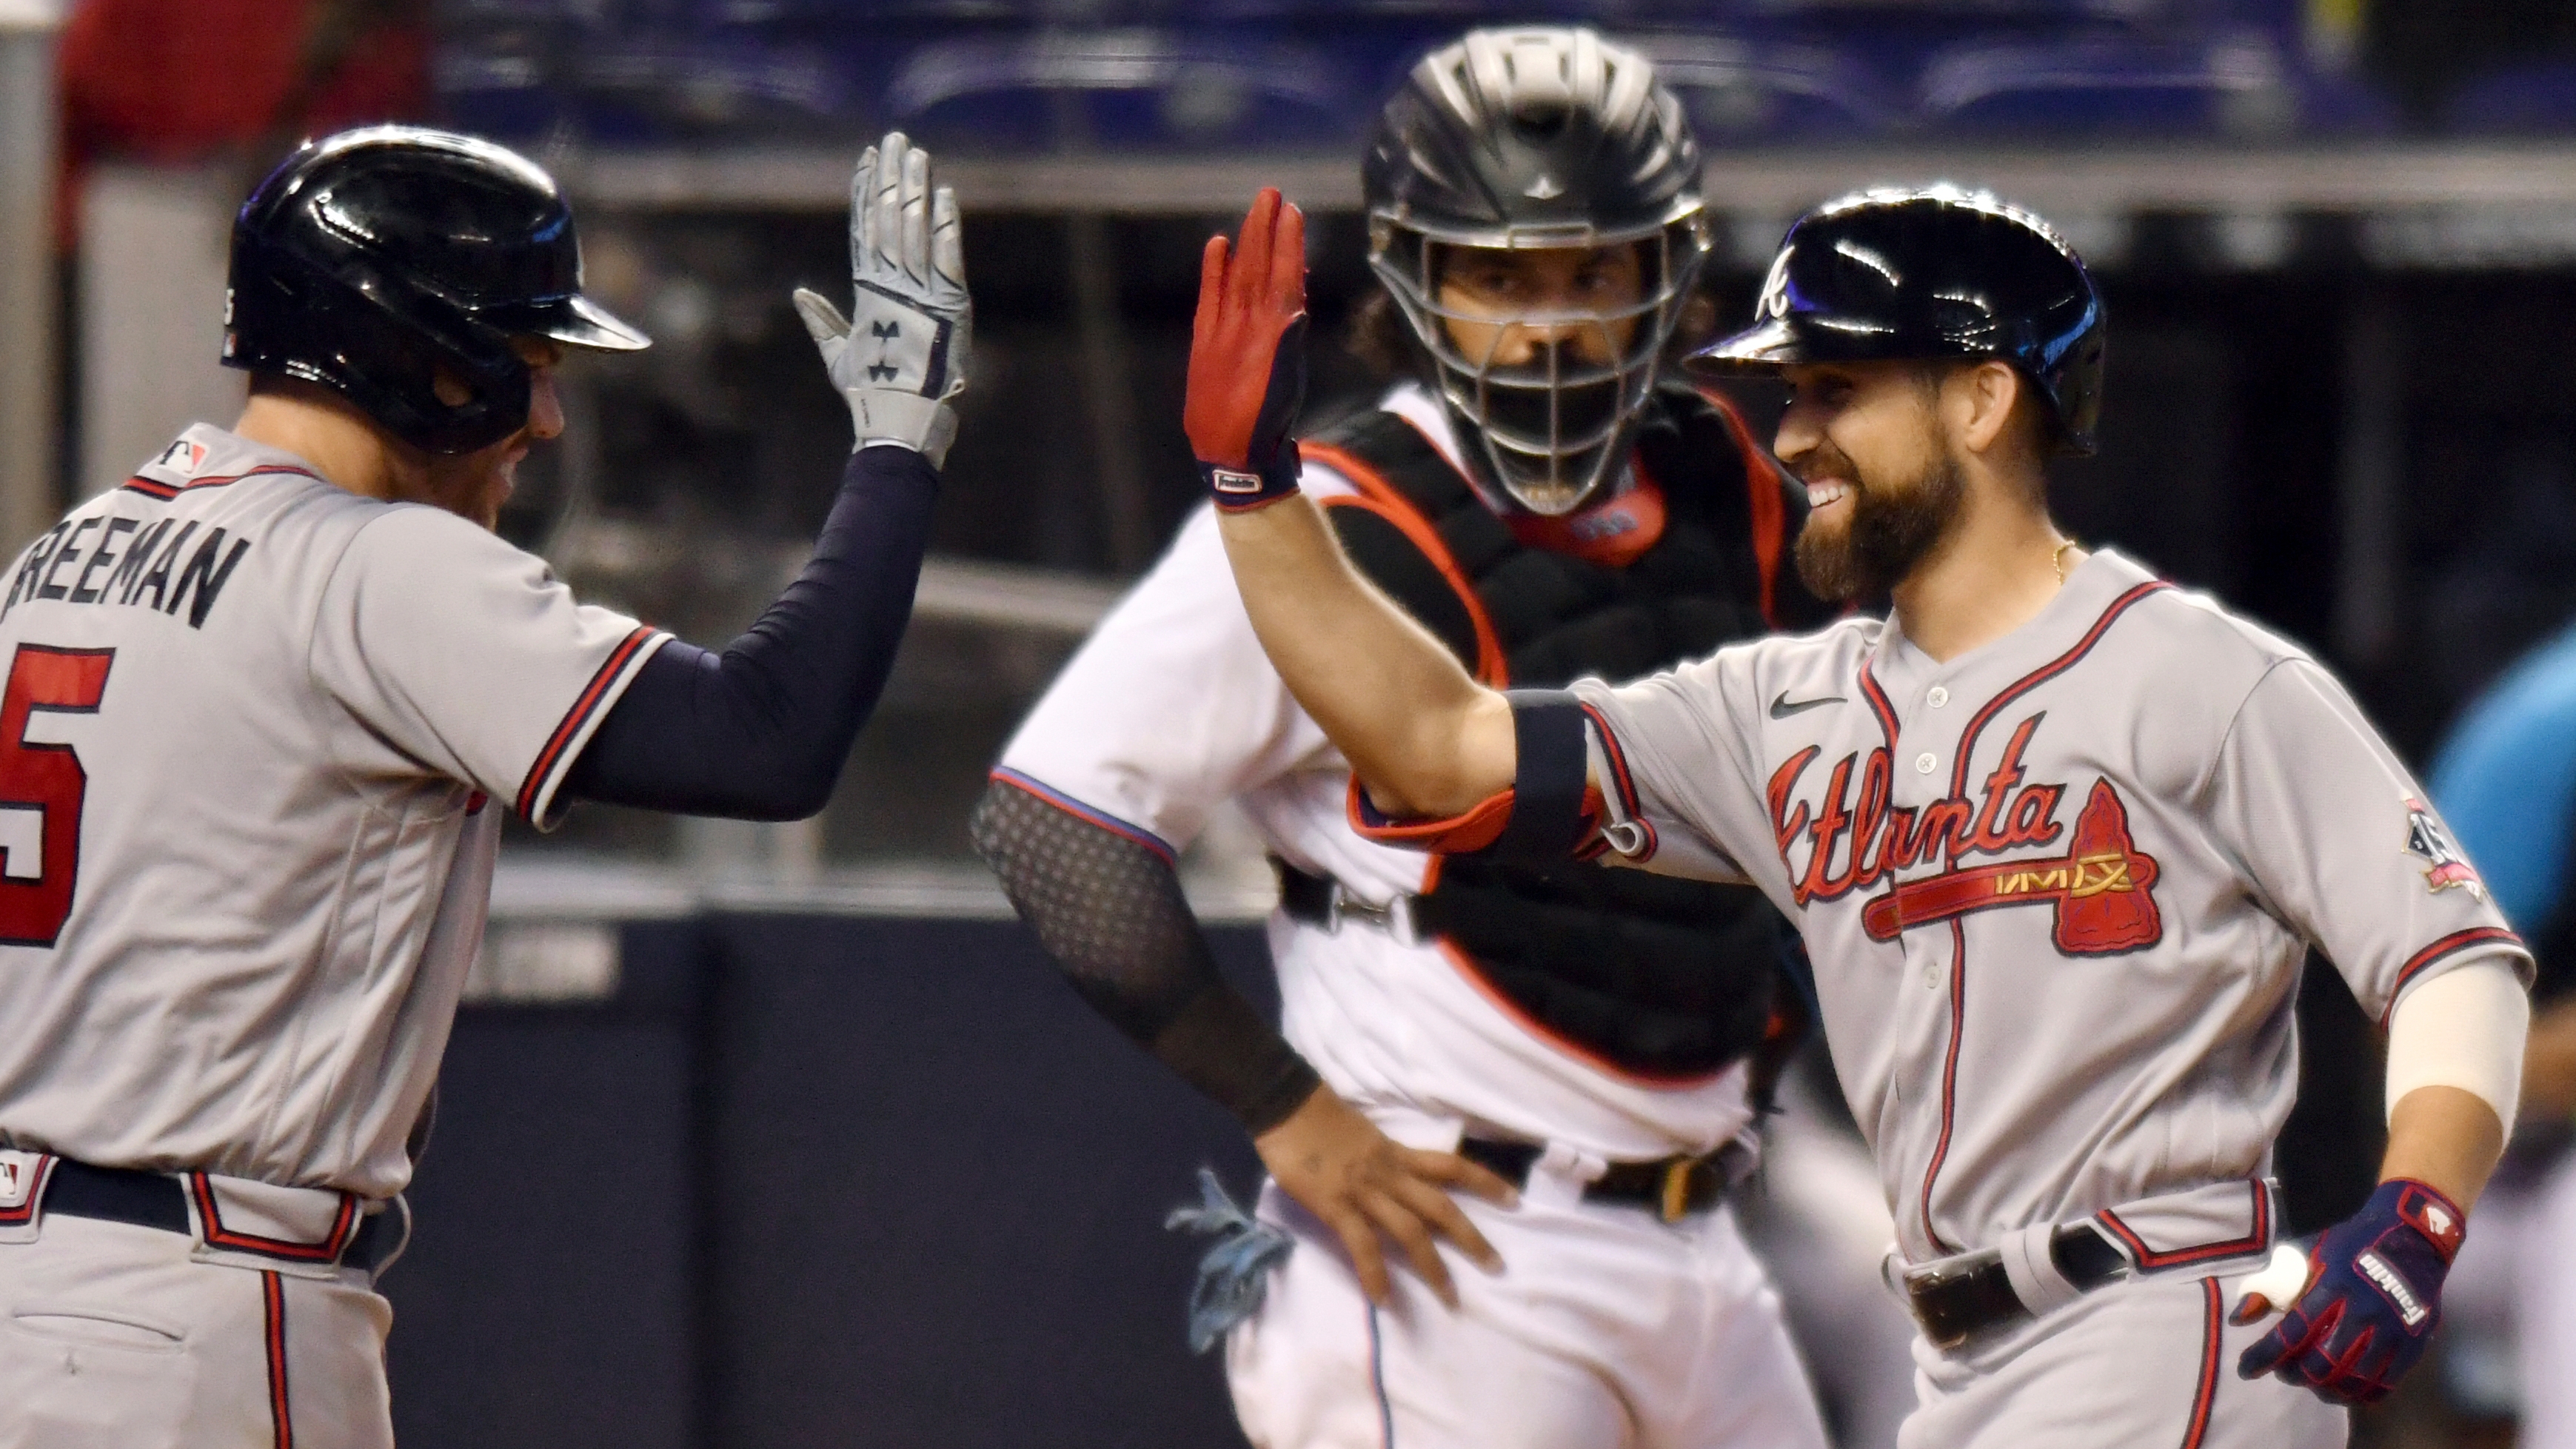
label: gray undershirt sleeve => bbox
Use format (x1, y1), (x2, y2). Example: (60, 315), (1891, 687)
(970, 780), (1322, 1135)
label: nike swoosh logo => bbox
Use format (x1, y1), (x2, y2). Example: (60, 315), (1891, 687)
(1769, 691), (1847, 720)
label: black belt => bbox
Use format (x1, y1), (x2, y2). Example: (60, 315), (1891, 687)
(1457, 1138), (1735, 1223)
(1903, 1224), (2131, 1348)
(1277, 861), (1417, 938)
(41, 1159), (404, 1274)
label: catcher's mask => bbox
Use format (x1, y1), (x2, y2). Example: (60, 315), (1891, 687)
(1364, 26), (1711, 515)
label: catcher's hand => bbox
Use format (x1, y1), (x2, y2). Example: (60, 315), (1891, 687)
(794, 131), (971, 464)
(1254, 1085), (1513, 1309)
(1185, 187), (1308, 510)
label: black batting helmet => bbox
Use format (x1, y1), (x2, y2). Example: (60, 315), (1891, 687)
(224, 125), (649, 455)
(1363, 27), (1713, 515)
(1693, 185), (2106, 455)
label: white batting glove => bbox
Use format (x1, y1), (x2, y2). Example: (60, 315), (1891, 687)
(792, 131), (971, 466)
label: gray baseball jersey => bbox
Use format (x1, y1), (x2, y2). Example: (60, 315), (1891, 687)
(1570, 548), (2531, 1266)
(0, 424), (664, 1198)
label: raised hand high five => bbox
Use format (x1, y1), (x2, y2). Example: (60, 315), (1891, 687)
(1185, 188), (1310, 511)
(794, 131), (971, 466)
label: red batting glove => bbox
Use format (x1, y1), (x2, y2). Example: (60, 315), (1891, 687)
(1185, 188), (1309, 512)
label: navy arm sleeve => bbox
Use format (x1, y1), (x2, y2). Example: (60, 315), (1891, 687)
(563, 445), (937, 819)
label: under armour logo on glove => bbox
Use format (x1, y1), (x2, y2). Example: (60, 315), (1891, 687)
(794, 131), (973, 464)
(1185, 188), (1310, 512)
(866, 321), (903, 382)
(2235, 1179), (2465, 1406)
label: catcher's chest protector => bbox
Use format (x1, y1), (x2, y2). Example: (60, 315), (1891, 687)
(1300, 385), (1804, 1082)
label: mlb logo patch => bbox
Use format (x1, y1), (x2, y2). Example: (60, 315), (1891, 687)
(156, 439), (207, 473)
(2402, 797), (2483, 900)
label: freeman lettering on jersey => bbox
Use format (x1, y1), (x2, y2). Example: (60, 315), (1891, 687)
(1770, 710), (2167, 955)
(0, 516), (253, 629)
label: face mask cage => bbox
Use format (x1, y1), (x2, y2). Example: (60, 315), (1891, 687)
(1369, 212), (1710, 515)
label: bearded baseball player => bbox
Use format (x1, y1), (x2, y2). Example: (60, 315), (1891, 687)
(0, 124), (967, 1445)
(974, 29), (1833, 1449)
(1185, 180), (2536, 1446)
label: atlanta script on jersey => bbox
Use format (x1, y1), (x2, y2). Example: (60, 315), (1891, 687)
(1570, 549), (2529, 1265)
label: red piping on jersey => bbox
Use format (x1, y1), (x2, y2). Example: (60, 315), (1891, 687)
(119, 464), (321, 501)
(1576, 701), (1656, 862)
(2178, 1278), (2223, 1449)
(2382, 926), (2526, 1026)
(1913, 580), (2172, 1253)
(988, 767), (1177, 866)
(263, 1271), (295, 1449)
(188, 1174), (358, 1262)
(1944, 581), (2174, 808)
(1697, 384), (1789, 627)
(1302, 440), (1510, 688)
(2095, 1180), (2273, 1271)
(1918, 919), (1969, 1254)
(1858, 664), (1901, 749)
(515, 626), (658, 821)
(0, 1154), (53, 1226)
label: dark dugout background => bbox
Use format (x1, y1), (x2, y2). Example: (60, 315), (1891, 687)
(386, 918), (1271, 1449)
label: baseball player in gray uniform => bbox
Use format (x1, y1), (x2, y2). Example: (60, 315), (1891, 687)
(0, 124), (967, 1446)
(1182, 182), (2536, 1445)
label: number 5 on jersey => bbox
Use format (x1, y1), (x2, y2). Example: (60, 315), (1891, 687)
(0, 646), (113, 946)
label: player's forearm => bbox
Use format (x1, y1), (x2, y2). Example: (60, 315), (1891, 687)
(563, 445), (937, 817)
(970, 779), (1322, 1133)
(2381, 1086), (2504, 1209)
(2378, 959), (2526, 1208)
(1214, 495), (1513, 819)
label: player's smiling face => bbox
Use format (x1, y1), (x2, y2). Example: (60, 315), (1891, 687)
(407, 338), (568, 532)
(1773, 359), (1969, 601)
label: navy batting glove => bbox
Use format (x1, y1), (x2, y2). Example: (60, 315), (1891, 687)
(1185, 189), (1308, 512)
(2235, 1179), (2466, 1406)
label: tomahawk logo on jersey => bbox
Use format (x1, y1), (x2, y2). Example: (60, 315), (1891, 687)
(1766, 711), (2167, 953)
(1572, 550), (2529, 1265)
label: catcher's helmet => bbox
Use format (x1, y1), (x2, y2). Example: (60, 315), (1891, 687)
(1693, 185), (2105, 455)
(1363, 27), (1713, 515)
(224, 125), (649, 456)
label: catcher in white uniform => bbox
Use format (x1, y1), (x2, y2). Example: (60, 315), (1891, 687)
(976, 30), (1833, 1449)
(1182, 177), (2535, 1448)
(0, 125), (968, 1446)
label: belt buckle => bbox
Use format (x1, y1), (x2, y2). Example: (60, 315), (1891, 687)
(1902, 1247), (2007, 1350)
(1659, 1159), (1693, 1223)
(1327, 885), (1418, 947)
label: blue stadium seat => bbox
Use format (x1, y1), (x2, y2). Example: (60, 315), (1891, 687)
(881, 27), (1361, 150)
(435, 0), (628, 140)
(577, 34), (860, 139)
(1625, 31), (1895, 144)
(2446, 61), (2576, 135)
(1918, 31), (2372, 138)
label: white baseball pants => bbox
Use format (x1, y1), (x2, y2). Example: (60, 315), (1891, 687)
(1897, 1266), (2346, 1449)
(0, 1214), (392, 1448)
(1225, 1177), (1831, 1449)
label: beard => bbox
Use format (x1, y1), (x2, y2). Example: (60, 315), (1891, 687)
(1793, 446), (1967, 603)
